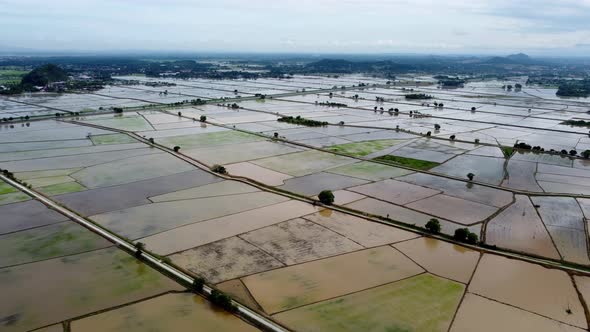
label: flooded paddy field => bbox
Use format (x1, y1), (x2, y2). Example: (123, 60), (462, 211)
(3, 74), (590, 331)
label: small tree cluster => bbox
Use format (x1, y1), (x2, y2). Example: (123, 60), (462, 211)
(200, 115), (207, 122)
(318, 190), (335, 205)
(209, 290), (238, 312)
(211, 164), (227, 174)
(453, 228), (479, 245)
(425, 218), (441, 234)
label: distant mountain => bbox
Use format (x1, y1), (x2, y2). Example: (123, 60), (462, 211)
(304, 59), (412, 73)
(484, 53), (535, 65)
(21, 64), (68, 86)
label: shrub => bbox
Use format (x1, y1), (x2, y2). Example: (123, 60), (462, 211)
(200, 115), (207, 122)
(211, 164), (227, 174)
(583, 150), (590, 159)
(113, 107), (123, 113)
(318, 190), (335, 205)
(453, 228), (469, 242)
(425, 218), (441, 234)
(434, 124), (441, 130)
(209, 290), (238, 312)
(173, 146), (181, 152)
(450, 135), (456, 140)
(177, 111), (182, 116)
(467, 173), (475, 181)
(466, 232), (479, 244)
(192, 276), (205, 292)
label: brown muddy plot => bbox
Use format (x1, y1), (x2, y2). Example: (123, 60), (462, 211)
(406, 194), (498, 224)
(450, 293), (585, 332)
(278, 172), (369, 196)
(349, 179), (440, 205)
(225, 162), (293, 186)
(0, 248), (182, 332)
(240, 218), (363, 265)
(303, 210), (419, 247)
(70, 293), (260, 332)
(169, 236), (284, 283)
(393, 237), (480, 283)
(243, 246), (424, 314)
(468, 254), (586, 329)
(141, 200), (319, 255)
(486, 195), (560, 260)
(216, 279), (263, 311)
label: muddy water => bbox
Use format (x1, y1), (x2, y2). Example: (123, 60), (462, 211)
(304, 210), (419, 247)
(71, 293), (259, 331)
(225, 162), (292, 186)
(451, 293), (584, 332)
(142, 200), (319, 255)
(469, 254), (586, 329)
(486, 195), (560, 260)
(394, 237), (480, 283)
(407, 194), (497, 224)
(243, 246), (424, 314)
(349, 179), (441, 205)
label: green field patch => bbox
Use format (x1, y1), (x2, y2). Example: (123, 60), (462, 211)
(15, 168), (83, 180)
(0, 68), (29, 84)
(0, 222), (111, 267)
(373, 155), (440, 170)
(82, 115), (153, 131)
(158, 130), (263, 150)
(0, 181), (17, 195)
(27, 175), (75, 188)
(38, 182), (86, 196)
(0, 192), (30, 205)
(253, 150), (355, 177)
(274, 274), (464, 332)
(326, 139), (404, 157)
(90, 134), (136, 145)
(327, 161), (414, 181)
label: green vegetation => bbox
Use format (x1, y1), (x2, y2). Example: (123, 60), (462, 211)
(37, 182), (86, 196)
(318, 190), (335, 205)
(326, 140), (403, 157)
(90, 133), (136, 145)
(467, 172), (475, 181)
(0, 68), (29, 84)
(405, 93), (433, 100)
(275, 274), (464, 332)
(192, 277), (205, 292)
(277, 115), (328, 127)
(556, 79), (590, 98)
(373, 155), (440, 170)
(501, 146), (514, 158)
(425, 218), (441, 234)
(21, 64), (68, 86)
(0, 181), (17, 195)
(562, 119), (590, 128)
(453, 228), (479, 245)
(209, 290), (238, 312)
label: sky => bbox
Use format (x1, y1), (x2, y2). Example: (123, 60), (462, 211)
(1, 0), (590, 56)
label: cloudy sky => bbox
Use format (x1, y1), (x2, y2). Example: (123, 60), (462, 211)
(1, 0), (589, 55)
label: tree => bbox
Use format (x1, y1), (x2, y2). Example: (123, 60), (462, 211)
(134, 242), (145, 258)
(209, 290), (238, 312)
(425, 218), (441, 234)
(450, 135), (456, 140)
(192, 276), (205, 292)
(434, 124), (441, 130)
(583, 150), (590, 159)
(273, 132), (279, 139)
(467, 232), (479, 244)
(467, 173), (475, 181)
(454, 228), (469, 242)
(173, 146), (181, 152)
(569, 150), (577, 156)
(318, 190), (335, 205)
(200, 115), (207, 122)
(471, 107), (476, 111)
(177, 111), (182, 116)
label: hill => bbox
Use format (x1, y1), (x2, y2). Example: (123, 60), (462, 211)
(21, 64), (68, 86)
